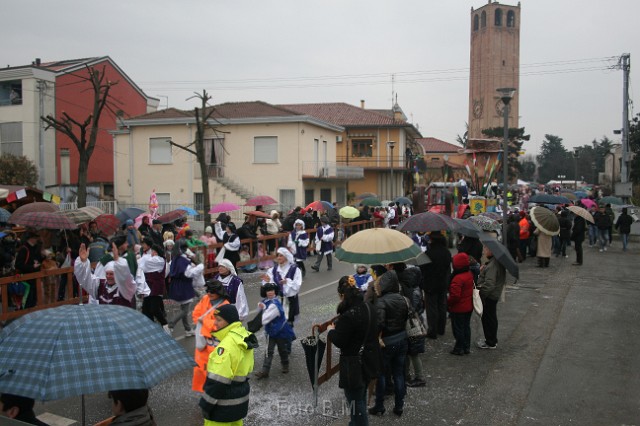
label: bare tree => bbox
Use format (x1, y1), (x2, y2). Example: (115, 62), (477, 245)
(41, 65), (115, 207)
(168, 90), (226, 225)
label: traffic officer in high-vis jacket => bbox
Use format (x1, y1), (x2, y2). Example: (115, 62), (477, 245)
(199, 304), (257, 426)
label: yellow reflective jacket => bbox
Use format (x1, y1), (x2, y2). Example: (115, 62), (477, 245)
(199, 322), (257, 424)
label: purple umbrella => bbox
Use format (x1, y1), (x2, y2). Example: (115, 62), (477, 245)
(209, 202), (241, 214)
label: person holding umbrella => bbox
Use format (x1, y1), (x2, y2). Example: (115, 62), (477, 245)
(476, 244), (507, 349)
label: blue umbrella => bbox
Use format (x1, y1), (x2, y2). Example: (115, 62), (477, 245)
(574, 191), (588, 199)
(0, 304), (195, 401)
(116, 207), (145, 224)
(177, 206), (198, 215)
(0, 207), (10, 223)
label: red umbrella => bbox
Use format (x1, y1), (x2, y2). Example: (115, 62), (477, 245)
(209, 202), (241, 214)
(157, 209), (188, 224)
(306, 200), (333, 211)
(10, 202), (60, 221)
(245, 195), (278, 206)
(579, 198), (597, 210)
(8, 211), (77, 230)
(244, 210), (271, 218)
(94, 214), (121, 236)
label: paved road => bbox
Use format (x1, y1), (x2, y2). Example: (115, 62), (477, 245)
(33, 242), (640, 425)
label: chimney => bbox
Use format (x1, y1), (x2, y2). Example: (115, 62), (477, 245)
(34, 58), (41, 66)
(360, 99), (365, 109)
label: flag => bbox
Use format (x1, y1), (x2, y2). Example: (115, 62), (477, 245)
(42, 192), (52, 201)
(6, 192), (17, 203)
(52, 195), (61, 205)
(149, 189), (159, 219)
(16, 189), (27, 199)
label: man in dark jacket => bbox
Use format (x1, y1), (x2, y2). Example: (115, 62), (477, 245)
(0, 393), (49, 425)
(14, 231), (43, 309)
(570, 215), (586, 266)
(593, 205), (612, 252)
(615, 207), (634, 251)
(420, 232), (452, 339)
(557, 210), (572, 258)
(370, 271), (409, 416)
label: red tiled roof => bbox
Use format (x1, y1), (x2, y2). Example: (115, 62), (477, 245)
(207, 101), (302, 119)
(279, 103), (406, 127)
(416, 137), (462, 153)
(128, 101), (303, 121)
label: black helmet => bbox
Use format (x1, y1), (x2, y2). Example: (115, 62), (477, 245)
(260, 282), (280, 298)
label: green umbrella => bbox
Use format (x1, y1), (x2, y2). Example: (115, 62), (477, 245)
(360, 197), (382, 207)
(600, 196), (623, 205)
(339, 206), (360, 219)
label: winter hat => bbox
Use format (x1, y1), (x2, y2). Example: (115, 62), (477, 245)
(270, 210), (279, 218)
(452, 252), (470, 270)
(294, 219), (305, 228)
(125, 219), (134, 226)
(163, 239), (175, 248)
(205, 226), (213, 234)
(217, 258), (237, 276)
(276, 247), (294, 264)
(215, 304), (239, 325)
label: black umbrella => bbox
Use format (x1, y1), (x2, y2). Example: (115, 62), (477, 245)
(397, 212), (457, 232)
(300, 334), (326, 390)
(529, 194), (571, 205)
(479, 233), (519, 279)
(453, 218), (483, 239)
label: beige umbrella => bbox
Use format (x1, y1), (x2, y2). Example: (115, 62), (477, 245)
(567, 205), (595, 224)
(530, 206), (560, 236)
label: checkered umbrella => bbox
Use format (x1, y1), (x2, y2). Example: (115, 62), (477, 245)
(469, 215), (501, 232)
(0, 304), (195, 401)
(9, 202), (59, 221)
(57, 206), (103, 225)
(94, 214), (121, 236)
(8, 211), (77, 230)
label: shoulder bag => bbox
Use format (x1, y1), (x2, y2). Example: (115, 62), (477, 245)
(404, 296), (427, 339)
(473, 281), (483, 317)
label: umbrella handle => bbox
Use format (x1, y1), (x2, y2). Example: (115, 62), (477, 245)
(313, 327), (320, 408)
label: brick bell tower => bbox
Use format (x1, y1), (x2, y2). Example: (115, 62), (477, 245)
(468, 1), (521, 142)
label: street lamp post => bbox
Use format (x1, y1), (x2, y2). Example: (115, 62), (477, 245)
(573, 148), (580, 190)
(387, 141), (396, 199)
(497, 88), (516, 247)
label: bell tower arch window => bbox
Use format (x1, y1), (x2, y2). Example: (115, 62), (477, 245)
(495, 8), (503, 26)
(481, 11), (486, 28)
(473, 14), (479, 31)
(507, 10), (516, 27)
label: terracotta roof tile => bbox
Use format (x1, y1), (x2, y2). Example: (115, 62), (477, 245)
(279, 102), (406, 127)
(130, 108), (194, 120)
(206, 101), (301, 119)
(417, 137), (462, 153)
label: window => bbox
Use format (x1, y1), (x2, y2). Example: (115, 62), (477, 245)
(495, 8), (503, 26)
(204, 138), (224, 165)
(156, 192), (171, 214)
(193, 192), (203, 220)
(279, 189), (295, 213)
(0, 80), (22, 106)
(149, 137), (172, 164)
(304, 189), (315, 206)
(507, 10), (515, 27)
(473, 14), (479, 31)
(336, 187), (346, 207)
(320, 188), (331, 203)
(351, 139), (373, 157)
(481, 11), (486, 28)
(254, 136), (278, 163)
(0, 122), (22, 156)
(60, 149), (70, 185)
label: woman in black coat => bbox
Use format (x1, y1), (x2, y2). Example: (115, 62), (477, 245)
(327, 276), (380, 425)
(570, 215), (586, 266)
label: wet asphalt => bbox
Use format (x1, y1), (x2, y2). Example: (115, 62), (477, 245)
(33, 239), (640, 425)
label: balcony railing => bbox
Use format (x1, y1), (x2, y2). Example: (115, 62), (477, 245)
(301, 161), (364, 179)
(335, 155), (405, 169)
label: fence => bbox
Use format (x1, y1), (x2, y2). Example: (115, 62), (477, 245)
(58, 200), (119, 215)
(0, 219), (381, 323)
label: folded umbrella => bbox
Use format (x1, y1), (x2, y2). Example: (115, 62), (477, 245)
(397, 212), (457, 233)
(335, 228), (423, 264)
(479, 233), (519, 279)
(566, 205), (594, 224)
(530, 206), (560, 236)
(0, 304), (195, 401)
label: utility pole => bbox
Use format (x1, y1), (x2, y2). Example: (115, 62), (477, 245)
(620, 54), (630, 185)
(37, 80), (46, 190)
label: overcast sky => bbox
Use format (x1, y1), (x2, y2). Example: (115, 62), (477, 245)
(4, 0), (639, 156)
